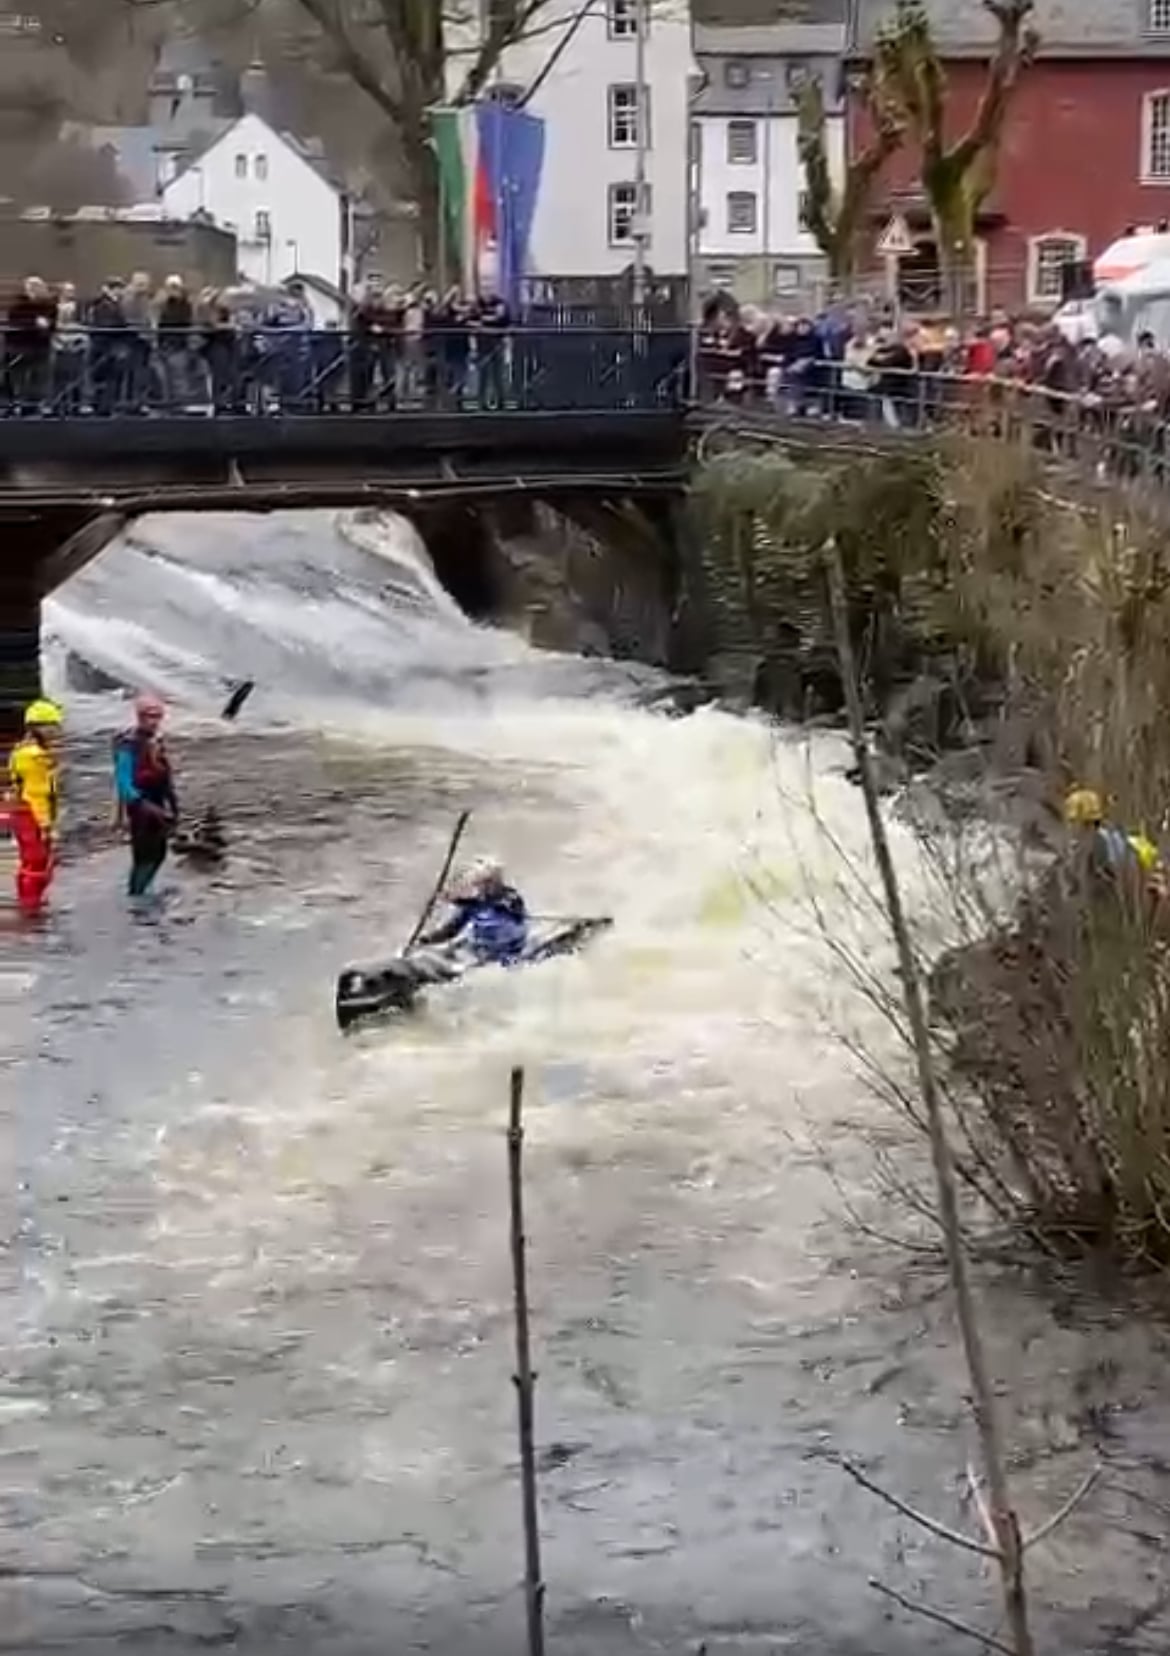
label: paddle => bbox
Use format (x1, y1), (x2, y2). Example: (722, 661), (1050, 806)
(404, 809), (472, 955)
(221, 680), (255, 722)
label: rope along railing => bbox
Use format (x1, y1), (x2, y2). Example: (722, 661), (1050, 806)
(695, 364), (1170, 491)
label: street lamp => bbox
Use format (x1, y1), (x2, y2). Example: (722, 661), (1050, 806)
(632, 0), (649, 308)
(285, 238), (299, 279)
(756, 65), (774, 306)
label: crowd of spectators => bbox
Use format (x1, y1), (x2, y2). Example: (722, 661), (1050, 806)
(9, 269), (1170, 461)
(696, 296), (1170, 465)
(1, 272), (517, 415)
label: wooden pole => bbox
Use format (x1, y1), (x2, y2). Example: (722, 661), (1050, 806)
(824, 538), (1034, 1656)
(508, 1066), (546, 1656)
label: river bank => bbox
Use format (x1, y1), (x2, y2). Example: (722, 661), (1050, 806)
(2, 514), (1168, 1653)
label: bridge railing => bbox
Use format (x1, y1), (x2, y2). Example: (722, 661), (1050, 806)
(0, 325), (691, 418)
(696, 363), (1170, 491)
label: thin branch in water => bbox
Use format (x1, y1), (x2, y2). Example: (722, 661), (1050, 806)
(967, 1460), (999, 1549)
(826, 535), (1036, 1656)
(1022, 1463), (1102, 1552)
(840, 1459), (999, 1559)
(507, 1066), (546, 1656)
(868, 1577), (1015, 1656)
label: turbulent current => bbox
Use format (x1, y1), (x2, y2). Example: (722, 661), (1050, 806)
(1, 512), (1166, 1655)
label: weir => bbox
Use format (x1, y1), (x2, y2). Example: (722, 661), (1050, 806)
(0, 328), (690, 735)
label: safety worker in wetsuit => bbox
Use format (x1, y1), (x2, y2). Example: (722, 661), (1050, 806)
(1064, 786), (1163, 896)
(422, 857), (529, 963)
(113, 694), (178, 897)
(5, 698), (63, 918)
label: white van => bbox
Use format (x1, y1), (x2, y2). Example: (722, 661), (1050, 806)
(1053, 230), (1170, 351)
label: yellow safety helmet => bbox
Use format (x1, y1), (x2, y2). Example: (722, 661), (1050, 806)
(24, 698), (63, 728)
(1064, 787), (1104, 827)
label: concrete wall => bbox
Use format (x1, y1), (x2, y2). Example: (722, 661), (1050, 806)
(0, 217), (237, 299)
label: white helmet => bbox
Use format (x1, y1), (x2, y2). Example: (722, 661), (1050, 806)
(452, 857), (504, 900)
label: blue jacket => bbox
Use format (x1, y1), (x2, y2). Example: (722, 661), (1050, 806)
(113, 730), (177, 814)
(428, 887), (529, 963)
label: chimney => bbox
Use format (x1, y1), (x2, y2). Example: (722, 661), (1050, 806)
(240, 60), (276, 124)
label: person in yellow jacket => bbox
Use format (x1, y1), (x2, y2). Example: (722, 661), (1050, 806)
(1064, 786), (1165, 896)
(5, 699), (62, 917)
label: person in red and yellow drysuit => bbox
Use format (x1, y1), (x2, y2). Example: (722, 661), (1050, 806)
(5, 699), (62, 917)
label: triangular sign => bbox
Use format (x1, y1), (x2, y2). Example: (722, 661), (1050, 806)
(877, 213), (916, 256)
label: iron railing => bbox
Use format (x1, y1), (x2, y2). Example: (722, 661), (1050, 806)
(0, 325), (690, 417)
(696, 363), (1170, 491)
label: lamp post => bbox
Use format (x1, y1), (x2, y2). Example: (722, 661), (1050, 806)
(285, 238), (299, 280)
(686, 68), (706, 387)
(631, 0), (648, 309)
(758, 66), (774, 307)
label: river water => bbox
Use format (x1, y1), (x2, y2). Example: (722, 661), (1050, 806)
(0, 511), (1167, 1654)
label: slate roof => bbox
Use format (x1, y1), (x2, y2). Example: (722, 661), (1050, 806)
(693, 0), (846, 21)
(65, 123), (232, 199)
(856, 0), (1170, 55)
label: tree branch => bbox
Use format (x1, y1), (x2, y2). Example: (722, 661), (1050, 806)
(840, 1459), (1000, 1559)
(1022, 1463), (1102, 1552)
(868, 1578), (1015, 1656)
(454, 0), (555, 103)
(291, 0), (403, 123)
(949, 0), (1037, 175)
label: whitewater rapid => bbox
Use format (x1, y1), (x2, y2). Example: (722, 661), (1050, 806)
(7, 509), (1161, 1655)
(39, 508), (893, 1142)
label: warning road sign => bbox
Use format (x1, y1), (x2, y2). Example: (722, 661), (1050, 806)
(876, 213), (916, 257)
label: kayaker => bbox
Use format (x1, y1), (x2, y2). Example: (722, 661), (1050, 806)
(114, 693), (179, 897)
(421, 857), (529, 963)
(5, 698), (63, 918)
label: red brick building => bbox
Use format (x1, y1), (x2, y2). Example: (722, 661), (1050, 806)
(849, 0), (1170, 312)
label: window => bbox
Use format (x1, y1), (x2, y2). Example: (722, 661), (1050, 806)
(727, 190), (757, 234)
(485, 81), (526, 107)
(706, 260), (736, 290)
(608, 181), (650, 246)
(1028, 233), (1087, 303)
(608, 0), (642, 38)
(773, 262), (801, 296)
(1144, 91), (1170, 179)
(234, 153), (247, 178)
(255, 153), (268, 180)
(608, 82), (649, 148)
(1149, 0), (1170, 34)
(254, 209), (271, 240)
(725, 60), (750, 89)
(726, 119), (758, 165)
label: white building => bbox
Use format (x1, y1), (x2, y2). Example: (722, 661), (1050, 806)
(453, 0), (694, 293)
(160, 112), (345, 292)
(691, 4), (846, 309)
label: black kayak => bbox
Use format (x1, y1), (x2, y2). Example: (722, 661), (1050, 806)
(336, 916), (612, 1031)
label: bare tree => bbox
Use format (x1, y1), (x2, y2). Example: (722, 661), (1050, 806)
(797, 68), (904, 287)
(874, 0), (1038, 314)
(275, 0), (654, 274)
